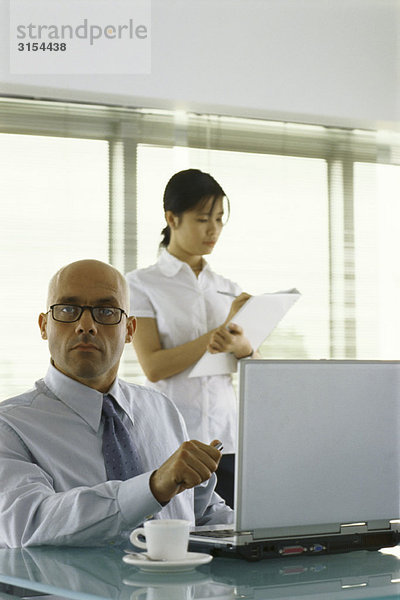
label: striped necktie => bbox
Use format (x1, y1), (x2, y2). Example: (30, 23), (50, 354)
(102, 394), (143, 481)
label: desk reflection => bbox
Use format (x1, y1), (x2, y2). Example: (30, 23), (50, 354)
(0, 546), (400, 600)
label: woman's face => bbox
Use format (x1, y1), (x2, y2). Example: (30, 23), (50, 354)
(167, 196), (224, 258)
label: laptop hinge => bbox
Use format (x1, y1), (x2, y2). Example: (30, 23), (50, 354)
(252, 520), (395, 540)
(367, 520), (391, 531)
(340, 520), (391, 533)
(253, 523), (341, 539)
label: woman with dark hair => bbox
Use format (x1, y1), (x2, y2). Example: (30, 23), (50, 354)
(126, 169), (253, 507)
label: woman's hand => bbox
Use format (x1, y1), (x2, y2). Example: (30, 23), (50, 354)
(224, 292), (252, 325)
(208, 322), (253, 359)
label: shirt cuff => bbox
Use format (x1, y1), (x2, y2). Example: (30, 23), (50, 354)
(117, 471), (163, 525)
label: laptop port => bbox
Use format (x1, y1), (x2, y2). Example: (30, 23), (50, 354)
(279, 545), (307, 556)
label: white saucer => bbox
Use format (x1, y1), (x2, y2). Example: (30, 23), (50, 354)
(123, 551), (212, 572)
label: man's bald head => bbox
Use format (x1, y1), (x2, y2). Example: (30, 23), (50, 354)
(47, 259), (130, 313)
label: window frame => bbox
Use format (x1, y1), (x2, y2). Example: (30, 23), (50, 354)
(0, 96), (395, 360)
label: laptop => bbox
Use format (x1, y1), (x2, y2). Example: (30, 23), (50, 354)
(190, 359), (400, 560)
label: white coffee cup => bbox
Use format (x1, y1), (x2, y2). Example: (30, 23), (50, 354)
(130, 519), (191, 561)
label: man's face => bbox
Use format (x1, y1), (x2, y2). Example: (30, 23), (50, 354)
(39, 261), (135, 392)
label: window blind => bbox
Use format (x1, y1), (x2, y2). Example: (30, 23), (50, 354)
(0, 97), (399, 399)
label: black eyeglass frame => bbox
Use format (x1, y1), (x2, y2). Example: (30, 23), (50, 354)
(48, 304), (128, 325)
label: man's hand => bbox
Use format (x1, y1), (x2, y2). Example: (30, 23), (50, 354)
(150, 440), (222, 504)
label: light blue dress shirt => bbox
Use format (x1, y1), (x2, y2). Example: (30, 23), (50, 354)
(0, 365), (233, 548)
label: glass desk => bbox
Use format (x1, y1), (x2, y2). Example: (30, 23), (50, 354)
(0, 545), (400, 600)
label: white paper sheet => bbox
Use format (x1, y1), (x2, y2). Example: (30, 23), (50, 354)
(188, 289), (301, 377)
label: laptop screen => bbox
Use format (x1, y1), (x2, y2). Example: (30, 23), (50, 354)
(236, 360), (400, 533)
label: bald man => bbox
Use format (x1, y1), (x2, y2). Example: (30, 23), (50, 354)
(0, 260), (233, 548)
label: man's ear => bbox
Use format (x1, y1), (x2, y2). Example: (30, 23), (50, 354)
(38, 313), (48, 340)
(125, 316), (137, 343)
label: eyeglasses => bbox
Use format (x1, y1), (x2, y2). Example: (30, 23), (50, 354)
(48, 304), (128, 325)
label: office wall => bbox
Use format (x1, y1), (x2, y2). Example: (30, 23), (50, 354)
(0, 0), (399, 128)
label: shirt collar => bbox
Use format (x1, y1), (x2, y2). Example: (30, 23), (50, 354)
(43, 364), (127, 432)
(157, 248), (211, 278)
